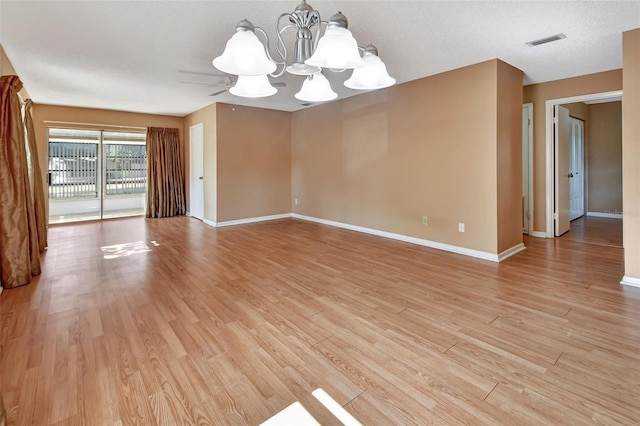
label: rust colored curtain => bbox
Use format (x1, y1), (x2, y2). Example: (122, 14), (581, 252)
(0, 76), (42, 288)
(24, 99), (47, 252)
(146, 127), (186, 218)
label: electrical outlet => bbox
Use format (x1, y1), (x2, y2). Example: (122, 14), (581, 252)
(458, 222), (465, 233)
(422, 216), (428, 226)
(294, 198), (300, 206)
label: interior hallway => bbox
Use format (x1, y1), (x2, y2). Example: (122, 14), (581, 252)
(561, 216), (623, 248)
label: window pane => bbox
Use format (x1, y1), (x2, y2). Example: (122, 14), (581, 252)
(104, 140), (147, 196)
(48, 128), (100, 199)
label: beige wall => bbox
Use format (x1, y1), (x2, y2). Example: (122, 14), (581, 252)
(215, 103), (291, 222)
(32, 104), (184, 214)
(497, 60), (525, 253)
(523, 70), (622, 233)
(563, 102), (588, 121)
(183, 103), (217, 223)
(587, 101), (622, 213)
(292, 59), (522, 255)
(622, 28), (640, 281)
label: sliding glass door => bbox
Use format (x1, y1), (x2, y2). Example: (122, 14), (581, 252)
(48, 128), (146, 224)
(102, 132), (147, 219)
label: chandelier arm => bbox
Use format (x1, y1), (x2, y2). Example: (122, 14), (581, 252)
(312, 15), (326, 52)
(308, 9), (321, 29)
(275, 23), (296, 66)
(270, 26), (296, 78)
(254, 26), (287, 78)
(275, 12), (294, 62)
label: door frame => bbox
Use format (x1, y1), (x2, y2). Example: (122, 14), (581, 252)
(523, 103), (534, 235)
(544, 90), (622, 238)
(189, 123), (205, 220)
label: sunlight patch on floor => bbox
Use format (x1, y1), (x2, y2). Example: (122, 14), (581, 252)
(260, 388), (362, 426)
(260, 401), (320, 426)
(101, 241), (153, 259)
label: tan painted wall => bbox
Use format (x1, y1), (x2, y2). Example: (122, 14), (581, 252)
(215, 103), (291, 222)
(622, 28), (640, 280)
(523, 70), (622, 233)
(292, 60), (522, 255)
(183, 103), (217, 223)
(496, 60), (525, 253)
(563, 102), (588, 121)
(587, 102), (622, 213)
(32, 104), (184, 215)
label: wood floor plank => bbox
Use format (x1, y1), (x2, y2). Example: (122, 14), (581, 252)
(344, 390), (406, 426)
(2, 215), (639, 424)
(14, 366), (38, 426)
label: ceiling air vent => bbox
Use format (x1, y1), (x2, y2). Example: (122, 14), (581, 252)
(301, 102), (313, 107)
(526, 33), (566, 47)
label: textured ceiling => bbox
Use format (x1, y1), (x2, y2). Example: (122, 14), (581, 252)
(1, 1), (639, 116)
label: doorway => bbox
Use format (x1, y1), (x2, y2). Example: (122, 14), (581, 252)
(47, 128), (147, 224)
(544, 90), (623, 238)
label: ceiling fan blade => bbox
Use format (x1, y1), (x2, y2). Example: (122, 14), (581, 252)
(180, 81), (218, 86)
(178, 70), (226, 78)
(210, 90), (228, 96)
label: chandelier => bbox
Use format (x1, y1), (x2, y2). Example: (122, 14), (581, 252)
(212, 0), (396, 102)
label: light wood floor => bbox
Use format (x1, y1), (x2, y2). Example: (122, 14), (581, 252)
(562, 215), (623, 248)
(1, 216), (639, 425)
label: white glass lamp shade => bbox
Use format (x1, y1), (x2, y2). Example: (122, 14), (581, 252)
(229, 75), (277, 98)
(305, 27), (366, 69)
(212, 30), (276, 76)
(294, 73), (337, 102)
(344, 53), (396, 90)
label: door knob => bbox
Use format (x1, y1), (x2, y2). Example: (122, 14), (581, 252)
(568, 173), (574, 178)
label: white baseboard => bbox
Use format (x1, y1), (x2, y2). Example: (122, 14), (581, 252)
(292, 213), (503, 262)
(203, 219), (216, 228)
(215, 213), (292, 228)
(587, 211), (623, 219)
(620, 275), (640, 288)
(498, 243), (526, 261)
(529, 231), (549, 238)
(198, 212), (526, 263)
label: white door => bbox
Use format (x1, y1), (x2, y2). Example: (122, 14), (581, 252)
(554, 105), (571, 236)
(189, 123), (204, 220)
(569, 118), (585, 221)
(522, 104), (532, 234)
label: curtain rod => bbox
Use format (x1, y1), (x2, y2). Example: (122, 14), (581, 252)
(43, 120), (147, 131)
